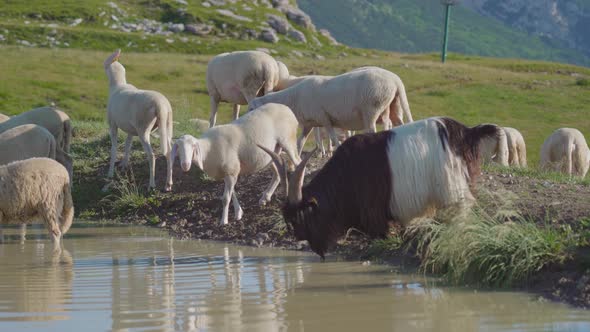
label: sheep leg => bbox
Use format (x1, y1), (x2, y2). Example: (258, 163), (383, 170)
(42, 209), (62, 254)
(209, 97), (219, 128)
(120, 134), (134, 169)
(364, 122), (378, 134)
(297, 126), (314, 156)
(220, 175), (238, 225)
(232, 104), (240, 121)
(138, 132), (156, 190)
(325, 125), (342, 149)
(232, 191), (243, 221)
(107, 125), (119, 179)
(260, 146), (285, 206)
(313, 128), (326, 157)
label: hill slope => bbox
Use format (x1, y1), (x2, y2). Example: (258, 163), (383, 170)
(298, 0), (590, 67)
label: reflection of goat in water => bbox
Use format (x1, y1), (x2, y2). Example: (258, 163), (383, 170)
(0, 248), (73, 321)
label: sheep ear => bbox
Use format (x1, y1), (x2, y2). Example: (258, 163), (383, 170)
(192, 140), (204, 170)
(104, 49), (121, 68)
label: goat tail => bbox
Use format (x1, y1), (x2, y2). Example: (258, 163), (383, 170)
(59, 182), (74, 235)
(395, 85), (413, 123)
(156, 101), (173, 158)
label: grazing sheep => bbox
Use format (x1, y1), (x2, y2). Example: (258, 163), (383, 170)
(249, 66), (413, 153)
(479, 124), (509, 166)
(206, 51), (287, 127)
(0, 113), (9, 123)
(503, 127), (527, 167)
(104, 49), (174, 191)
(0, 158), (73, 252)
(259, 117), (498, 258)
(0, 107), (72, 153)
(171, 103), (301, 225)
(0, 124), (73, 181)
(540, 128), (590, 177)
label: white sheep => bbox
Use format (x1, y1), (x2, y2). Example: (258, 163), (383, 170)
(248, 66), (413, 153)
(0, 158), (73, 252)
(479, 124), (509, 166)
(540, 128), (590, 177)
(313, 127), (351, 157)
(0, 106), (72, 153)
(170, 103), (301, 225)
(0, 113), (9, 123)
(0, 124), (73, 181)
(104, 49), (174, 191)
(503, 127), (527, 167)
(206, 51), (288, 127)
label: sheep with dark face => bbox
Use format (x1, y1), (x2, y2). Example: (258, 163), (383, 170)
(259, 117), (499, 258)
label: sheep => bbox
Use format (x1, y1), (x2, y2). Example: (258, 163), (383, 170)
(170, 103), (301, 225)
(479, 124), (509, 166)
(104, 49), (174, 191)
(503, 127), (527, 167)
(0, 106), (72, 153)
(0, 124), (73, 181)
(206, 51), (288, 127)
(0, 113), (9, 123)
(0, 158), (74, 252)
(540, 128), (590, 178)
(249, 66), (413, 154)
(259, 117), (498, 258)
(313, 127), (351, 157)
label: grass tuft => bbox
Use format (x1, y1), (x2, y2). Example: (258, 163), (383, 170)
(102, 173), (160, 215)
(406, 210), (575, 287)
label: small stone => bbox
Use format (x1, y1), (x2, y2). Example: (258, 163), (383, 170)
(291, 50), (303, 57)
(313, 54), (325, 61)
(267, 14), (289, 34)
(175, 0), (188, 5)
(202, 1), (211, 7)
(287, 28), (306, 43)
(111, 15), (119, 22)
(168, 23), (185, 33)
(70, 18), (83, 27)
(157, 221), (167, 228)
(165, 38), (174, 43)
(259, 28), (279, 43)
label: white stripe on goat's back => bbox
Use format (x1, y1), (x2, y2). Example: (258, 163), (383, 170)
(386, 118), (473, 224)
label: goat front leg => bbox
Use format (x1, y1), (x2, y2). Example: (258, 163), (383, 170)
(138, 132), (156, 190)
(121, 134), (133, 169)
(220, 175), (238, 225)
(107, 125), (119, 179)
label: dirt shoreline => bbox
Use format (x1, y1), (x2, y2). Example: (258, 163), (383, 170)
(82, 155), (590, 309)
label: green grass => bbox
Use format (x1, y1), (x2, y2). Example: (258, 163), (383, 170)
(484, 164), (590, 186)
(406, 214), (576, 287)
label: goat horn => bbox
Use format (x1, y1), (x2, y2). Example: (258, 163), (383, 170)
(257, 144), (288, 196)
(289, 148), (318, 204)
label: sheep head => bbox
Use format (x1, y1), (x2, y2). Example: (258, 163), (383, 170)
(172, 135), (203, 172)
(104, 49), (126, 86)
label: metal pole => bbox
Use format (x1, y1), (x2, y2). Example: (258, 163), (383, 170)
(441, 4), (451, 63)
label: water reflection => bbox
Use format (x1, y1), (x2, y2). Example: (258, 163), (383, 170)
(0, 224), (588, 332)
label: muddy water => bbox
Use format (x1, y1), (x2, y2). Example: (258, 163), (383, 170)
(0, 224), (588, 331)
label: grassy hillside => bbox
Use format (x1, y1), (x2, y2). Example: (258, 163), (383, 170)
(298, 0), (590, 67)
(0, 0), (343, 55)
(1, 46), (589, 168)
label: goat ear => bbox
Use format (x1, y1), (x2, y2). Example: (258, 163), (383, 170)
(307, 197), (319, 208)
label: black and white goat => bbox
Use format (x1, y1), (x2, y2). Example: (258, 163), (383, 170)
(259, 117), (499, 258)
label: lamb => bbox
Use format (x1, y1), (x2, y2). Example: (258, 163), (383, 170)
(0, 158), (74, 252)
(503, 127), (527, 167)
(248, 66), (413, 153)
(104, 49), (174, 191)
(0, 113), (9, 123)
(170, 103), (301, 225)
(0, 106), (72, 153)
(0, 124), (73, 181)
(206, 51), (289, 127)
(259, 117), (498, 258)
(540, 128), (590, 178)
(479, 124), (509, 166)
